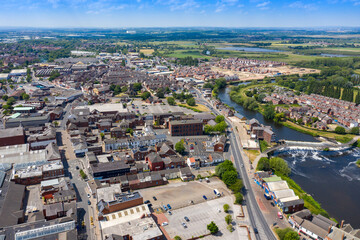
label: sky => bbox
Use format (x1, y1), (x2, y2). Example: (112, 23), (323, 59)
(0, 0), (359, 28)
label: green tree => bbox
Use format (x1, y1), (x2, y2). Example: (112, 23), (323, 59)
(222, 171), (238, 186)
(44, 97), (48, 102)
(133, 83), (142, 91)
(167, 97), (176, 106)
(215, 160), (236, 179)
(53, 121), (59, 127)
(269, 157), (291, 176)
(257, 157), (270, 171)
(350, 127), (359, 135)
(121, 86), (128, 93)
(215, 115), (225, 123)
(175, 140), (185, 155)
(223, 204), (230, 213)
(263, 105), (275, 120)
(335, 126), (346, 134)
(207, 221), (219, 234)
(2, 95), (8, 101)
(156, 89), (165, 98)
(186, 97), (196, 106)
(174, 236), (182, 240)
(141, 91), (151, 100)
(229, 179), (243, 193)
(284, 232), (300, 240)
(234, 192), (243, 204)
(225, 214), (232, 225)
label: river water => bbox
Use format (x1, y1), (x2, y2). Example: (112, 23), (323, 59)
(218, 87), (360, 228)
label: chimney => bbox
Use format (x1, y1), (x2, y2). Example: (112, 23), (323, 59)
(341, 220), (345, 228)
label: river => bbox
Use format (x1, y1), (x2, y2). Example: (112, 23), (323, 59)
(216, 46), (283, 53)
(218, 87), (360, 228)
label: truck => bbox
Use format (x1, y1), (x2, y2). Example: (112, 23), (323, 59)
(213, 189), (221, 197)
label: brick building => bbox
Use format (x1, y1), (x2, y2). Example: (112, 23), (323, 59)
(0, 126), (25, 147)
(145, 152), (164, 171)
(169, 120), (203, 136)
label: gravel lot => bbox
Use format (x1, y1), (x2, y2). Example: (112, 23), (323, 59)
(164, 196), (248, 240)
(139, 178), (229, 212)
(129, 100), (196, 115)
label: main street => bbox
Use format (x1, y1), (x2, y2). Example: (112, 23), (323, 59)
(194, 88), (277, 240)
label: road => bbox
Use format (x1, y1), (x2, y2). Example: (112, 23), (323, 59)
(194, 88), (277, 240)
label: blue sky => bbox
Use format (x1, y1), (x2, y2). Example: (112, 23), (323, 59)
(0, 0), (359, 28)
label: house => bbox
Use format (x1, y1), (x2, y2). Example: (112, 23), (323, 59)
(145, 152), (164, 171)
(213, 135), (226, 152)
(110, 127), (127, 138)
(163, 156), (186, 169)
(187, 157), (200, 168)
(157, 142), (177, 157)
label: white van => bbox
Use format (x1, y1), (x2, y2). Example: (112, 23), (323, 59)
(213, 189), (221, 197)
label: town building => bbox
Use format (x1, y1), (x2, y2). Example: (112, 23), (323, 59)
(169, 120), (203, 136)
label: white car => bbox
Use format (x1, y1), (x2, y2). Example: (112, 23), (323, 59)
(161, 222), (168, 226)
(87, 194), (91, 198)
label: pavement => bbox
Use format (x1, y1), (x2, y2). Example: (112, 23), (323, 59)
(163, 196), (248, 240)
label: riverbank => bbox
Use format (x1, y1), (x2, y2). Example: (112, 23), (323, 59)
(357, 159), (360, 168)
(229, 84), (357, 143)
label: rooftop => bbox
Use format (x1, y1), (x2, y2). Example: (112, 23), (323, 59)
(0, 127), (24, 138)
(170, 120), (203, 125)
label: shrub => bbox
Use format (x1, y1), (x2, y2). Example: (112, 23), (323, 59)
(225, 214), (232, 224)
(256, 157), (270, 171)
(207, 221), (219, 234)
(234, 192), (243, 204)
(174, 236), (182, 240)
(227, 224), (234, 232)
(223, 204), (230, 213)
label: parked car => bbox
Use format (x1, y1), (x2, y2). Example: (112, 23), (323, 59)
(161, 222), (168, 226)
(199, 178), (202, 182)
(184, 216), (190, 222)
(147, 203), (152, 208)
(277, 212), (283, 219)
(203, 195), (207, 200)
(190, 145), (194, 150)
(168, 211), (172, 215)
(167, 204), (172, 210)
(144, 200), (151, 204)
(87, 194), (91, 198)
(153, 196), (157, 201)
(163, 205), (167, 211)
(205, 178), (210, 183)
(76, 166), (79, 170)
(182, 222), (187, 228)
(87, 200), (91, 205)
(271, 202), (275, 207)
(254, 227), (258, 234)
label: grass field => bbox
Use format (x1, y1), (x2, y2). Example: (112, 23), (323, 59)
(178, 103), (210, 112)
(140, 48), (154, 54)
(244, 149), (260, 163)
(162, 50), (211, 59)
(282, 121), (356, 141)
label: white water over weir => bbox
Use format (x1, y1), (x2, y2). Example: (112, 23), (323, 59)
(265, 138), (358, 154)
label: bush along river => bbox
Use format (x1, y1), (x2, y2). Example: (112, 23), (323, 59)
(218, 87), (360, 228)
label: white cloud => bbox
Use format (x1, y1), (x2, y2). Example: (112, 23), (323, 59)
(289, 1), (317, 10)
(256, 1), (270, 7)
(156, 0), (200, 11)
(215, 0), (240, 12)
